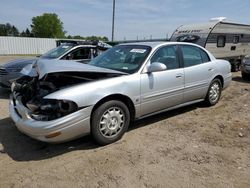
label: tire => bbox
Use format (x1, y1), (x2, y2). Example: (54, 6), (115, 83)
(231, 62), (239, 72)
(242, 72), (250, 80)
(91, 100), (130, 145)
(205, 79), (222, 106)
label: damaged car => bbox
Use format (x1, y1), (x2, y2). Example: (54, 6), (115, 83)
(10, 42), (232, 145)
(0, 40), (111, 88)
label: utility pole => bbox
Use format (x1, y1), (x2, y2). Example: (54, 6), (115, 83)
(111, 0), (116, 41)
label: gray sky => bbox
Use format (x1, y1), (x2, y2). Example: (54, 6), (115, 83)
(0, 0), (250, 40)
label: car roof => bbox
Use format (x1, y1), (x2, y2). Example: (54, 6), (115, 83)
(117, 41), (216, 61)
(118, 41), (202, 49)
(70, 44), (97, 48)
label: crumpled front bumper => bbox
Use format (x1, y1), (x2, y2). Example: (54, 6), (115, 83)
(9, 94), (92, 143)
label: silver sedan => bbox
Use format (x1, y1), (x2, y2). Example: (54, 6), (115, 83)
(10, 42), (232, 145)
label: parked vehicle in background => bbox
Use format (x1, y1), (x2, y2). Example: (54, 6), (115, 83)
(241, 55), (250, 80)
(10, 42), (231, 145)
(170, 17), (250, 72)
(0, 40), (111, 88)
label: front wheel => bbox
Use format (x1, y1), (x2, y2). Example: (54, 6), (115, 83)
(205, 79), (222, 106)
(91, 100), (130, 145)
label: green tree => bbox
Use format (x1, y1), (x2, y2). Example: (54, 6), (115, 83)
(5, 23), (12, 35)
(0, 24), (6, 36)
(25, 28), (31, 36)
(31, 13), (66, 38)
(11, 26), (19, 36)
(20, 28), (32, 37)
(0, 23), (19, 36)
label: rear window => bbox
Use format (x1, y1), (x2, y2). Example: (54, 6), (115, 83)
(181, 45), (210, 67)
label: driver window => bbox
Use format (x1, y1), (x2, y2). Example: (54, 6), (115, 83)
(69, 48), (91, 60)
(151, 45), (179, 70)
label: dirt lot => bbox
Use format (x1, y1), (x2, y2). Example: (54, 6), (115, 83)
(0, 56), (249, 188)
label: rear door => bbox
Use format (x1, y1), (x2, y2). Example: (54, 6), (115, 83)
(180, 45), (214, 102)
(140, 45), (184, 116)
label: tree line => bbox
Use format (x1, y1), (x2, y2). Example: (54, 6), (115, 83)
(0, 13), (109, 41)
(0, 23), (31, 37)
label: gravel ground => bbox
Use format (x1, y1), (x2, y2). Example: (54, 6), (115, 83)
(0, 56), (249, 188)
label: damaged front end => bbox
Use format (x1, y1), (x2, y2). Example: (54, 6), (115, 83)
(11, 59), (127, 121)
(12, 74), (81, 121)
(9, 59), (127, 142)
(12, 70), (121, 121)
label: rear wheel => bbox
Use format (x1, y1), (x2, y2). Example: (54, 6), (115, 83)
(205, 79), (222, 106)
(91, 100), (130, 145)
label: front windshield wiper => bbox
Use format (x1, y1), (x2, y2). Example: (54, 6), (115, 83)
(90, 64), (129, 75)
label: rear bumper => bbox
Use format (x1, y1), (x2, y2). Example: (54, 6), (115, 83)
(9, 94), (92, 143)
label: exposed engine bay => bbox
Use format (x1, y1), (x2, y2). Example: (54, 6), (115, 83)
(12, 71), (121, 121)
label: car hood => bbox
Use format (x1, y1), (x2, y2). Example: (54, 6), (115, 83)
(33, 59), (128, 79)
(3, 58), (38, 69)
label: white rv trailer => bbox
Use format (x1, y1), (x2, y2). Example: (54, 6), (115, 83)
(170, 19), (250, 71)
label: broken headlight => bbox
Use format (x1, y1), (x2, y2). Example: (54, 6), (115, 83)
(27, 99), (78, 121)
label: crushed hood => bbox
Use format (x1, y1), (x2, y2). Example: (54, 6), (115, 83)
(32, 59), (127, 79)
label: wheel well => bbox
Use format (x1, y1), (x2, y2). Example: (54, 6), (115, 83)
(214, 75), (224, 88)
(91, 94), (136, 122)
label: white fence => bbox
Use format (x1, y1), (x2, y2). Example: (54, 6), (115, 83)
(0, 36), (57, 55)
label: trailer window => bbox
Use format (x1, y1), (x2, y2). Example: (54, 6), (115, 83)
(233, 36), (239, 44)
(217, 36), (226, 47)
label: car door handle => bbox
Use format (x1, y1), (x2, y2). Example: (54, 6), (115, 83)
(208, 68), (214, 71)
(176, 73), (183, 78)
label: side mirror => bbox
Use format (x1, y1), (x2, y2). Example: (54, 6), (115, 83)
(147, 62), (167, 73)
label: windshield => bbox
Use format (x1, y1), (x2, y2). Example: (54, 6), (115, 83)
(89, 45), (151, 74)
(41, 45), (74, 59)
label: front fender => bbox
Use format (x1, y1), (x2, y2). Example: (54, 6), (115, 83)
(44, 74), (141, 108)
